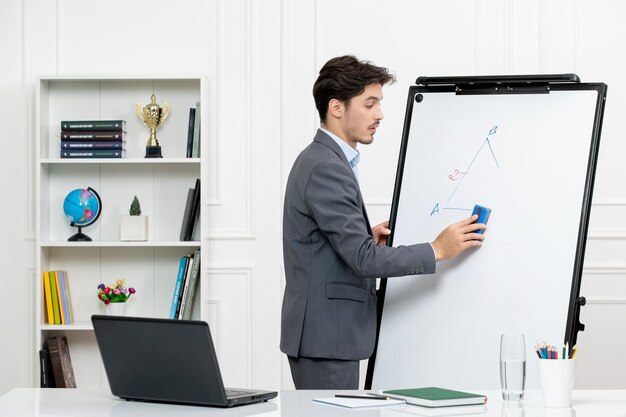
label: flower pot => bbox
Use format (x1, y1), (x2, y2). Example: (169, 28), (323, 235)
(103, 302), (126, 316)
(120, 215), (148, 241)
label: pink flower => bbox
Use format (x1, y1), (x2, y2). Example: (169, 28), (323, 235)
(103, 287), (111, 294)
(128, 287), (136, 294)
(113, 289), (121, 295)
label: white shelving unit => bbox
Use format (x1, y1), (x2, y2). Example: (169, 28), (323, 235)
(35, 75), (207, 389)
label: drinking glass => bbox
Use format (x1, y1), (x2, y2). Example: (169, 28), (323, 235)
(500, 333), (526, 401)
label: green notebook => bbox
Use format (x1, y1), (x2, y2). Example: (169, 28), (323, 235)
(382, 387), (487, 408)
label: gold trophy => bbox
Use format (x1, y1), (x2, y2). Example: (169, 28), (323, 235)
(136, 94), (170, 158)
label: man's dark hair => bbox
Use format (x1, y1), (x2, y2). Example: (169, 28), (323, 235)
(313, 55), (395, 123)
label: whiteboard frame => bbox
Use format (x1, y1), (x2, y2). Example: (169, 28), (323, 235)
(365, 75), (607, 389)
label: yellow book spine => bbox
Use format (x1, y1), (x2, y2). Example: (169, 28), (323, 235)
(43, 272), (54, 325)
(54, 271), (66, 325)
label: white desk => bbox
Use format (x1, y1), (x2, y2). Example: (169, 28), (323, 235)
(1, 389), (626, 416)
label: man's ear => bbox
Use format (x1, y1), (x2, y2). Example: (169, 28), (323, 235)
(327, 98), (344, 120)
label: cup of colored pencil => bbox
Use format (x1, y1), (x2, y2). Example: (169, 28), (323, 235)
(536, 341), (577, 408)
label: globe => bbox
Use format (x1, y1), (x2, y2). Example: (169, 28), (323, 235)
(63, 187), (102, 241)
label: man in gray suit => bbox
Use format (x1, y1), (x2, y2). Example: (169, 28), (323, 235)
(281, 56), (486, 389)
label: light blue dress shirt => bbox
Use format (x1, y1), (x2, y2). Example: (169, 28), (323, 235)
(319, 127), (360, 185)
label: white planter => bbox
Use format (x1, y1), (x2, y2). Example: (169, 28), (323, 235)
(120, 215), (148, 241)
(102, 302), (126, 316)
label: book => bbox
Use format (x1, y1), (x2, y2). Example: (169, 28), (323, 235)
(57, 271), (72, 325)
(39, 345), (56, 388)
(60, 149), (125, 158)
(382, 387), (487, 408)
(169, 256), (189, 319)
(47, 337), (76, 388)
(43, 272), (54, 325)
(61, 120), (126, 131)
(62, 271), (74, 324)
(175, 255), (192, 319)
(61, 131), (126, 140)
(179, 188), (195, 241)
(181, 248), (201, 320)
(58, 336), (76, 388)
(186, 107), (196, 158)
(192, 101), (201, 157)
(48, 272), (61, 324)
(186, 179), (201, 241)
(61, 140), (126, 150)
(54, 271), (66, 325)
(313, 397), (405, 409)
(177, 255), (194, 319)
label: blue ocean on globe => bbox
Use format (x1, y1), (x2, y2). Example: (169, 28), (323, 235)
(63, 188), (101, 226)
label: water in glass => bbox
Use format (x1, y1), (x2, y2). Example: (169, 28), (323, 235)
(500, 358), (526, 401)
(500, 333), (526, 401)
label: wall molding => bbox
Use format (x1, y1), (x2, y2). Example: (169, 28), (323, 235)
(592, 199), (626, 206)
(24, 0), (35, 241)
(538, 0), (547, 73)
(587, 228), (626, 240)
(208, 231), (255, 240)
(28, 268), (35, 386)
(244, 0), (253, 238)
(573, 0), (582, 72)
(210, 0), (254, 238)
(212, 0), (222, 206)
(583, 264), (626, 275)
(503, 0), (513, 73)
(585, 298), (626, 305)
(207, 265), (253, 387)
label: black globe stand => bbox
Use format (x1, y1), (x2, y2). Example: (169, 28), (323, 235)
(68, 225), (92, 241)
(66, 187), (102, 242)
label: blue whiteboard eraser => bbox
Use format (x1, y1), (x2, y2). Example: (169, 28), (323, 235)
(471, 205), (491, 234)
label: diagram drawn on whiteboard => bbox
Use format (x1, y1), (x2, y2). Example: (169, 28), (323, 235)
(430, 126), (500, 216)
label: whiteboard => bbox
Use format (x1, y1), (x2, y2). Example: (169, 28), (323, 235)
(370, 82), (606, 390)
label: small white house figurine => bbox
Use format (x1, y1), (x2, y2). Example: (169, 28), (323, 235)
(120, 196), (148, 241)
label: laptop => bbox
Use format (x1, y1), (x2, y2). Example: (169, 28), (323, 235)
(91, 315), (277, 407)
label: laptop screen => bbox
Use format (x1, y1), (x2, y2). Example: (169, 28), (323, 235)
(92, 315), (229, 406)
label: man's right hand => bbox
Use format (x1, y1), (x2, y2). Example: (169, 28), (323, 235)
(431, 215), (486, 262)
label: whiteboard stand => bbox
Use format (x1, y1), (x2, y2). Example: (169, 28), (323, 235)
(366, 74), (607, 390)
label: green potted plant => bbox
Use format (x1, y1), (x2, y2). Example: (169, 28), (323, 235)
(120, 195), (148, 241)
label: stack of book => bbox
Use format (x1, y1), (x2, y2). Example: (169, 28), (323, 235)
(60, 120), (126, 158)
(169, 249), (201, 320)
(43, 271), (74, 325)
(40, 336), (76, 388)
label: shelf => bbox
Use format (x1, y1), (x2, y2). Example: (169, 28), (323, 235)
(41, 241), (200, 248)
(41, 158), (201, 165)
(40, 322), (94, 331)
(36, 75), (207, 390)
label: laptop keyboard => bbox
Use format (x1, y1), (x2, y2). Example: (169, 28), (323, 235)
(225, 389), (254, 398)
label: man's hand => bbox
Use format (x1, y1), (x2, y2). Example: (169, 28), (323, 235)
(431, 215), (486, 262)
(372, 220), (392, 246)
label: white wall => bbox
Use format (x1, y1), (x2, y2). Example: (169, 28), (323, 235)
(1, 0), (625, 395)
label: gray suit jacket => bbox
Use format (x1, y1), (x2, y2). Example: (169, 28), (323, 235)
(280, 129), (436, 360)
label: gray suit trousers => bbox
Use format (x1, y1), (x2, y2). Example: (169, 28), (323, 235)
(288, 356), (359, 389)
